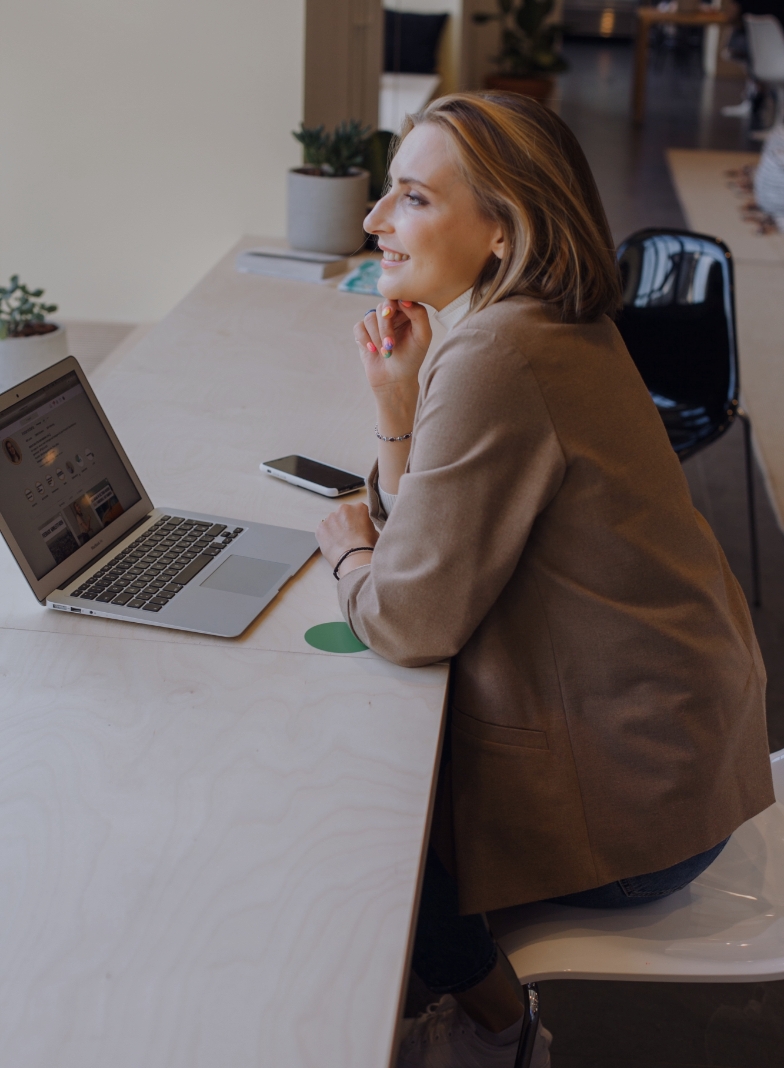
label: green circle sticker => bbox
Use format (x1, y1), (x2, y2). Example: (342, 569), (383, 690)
(304, 622), (368, 654)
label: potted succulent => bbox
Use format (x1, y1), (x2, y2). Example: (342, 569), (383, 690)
(473, 0), (567, 103)
(288, 121), (372, 255)
(0, 277), (68, 393)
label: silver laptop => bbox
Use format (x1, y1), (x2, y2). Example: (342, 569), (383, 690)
(0, 357), (317, 637)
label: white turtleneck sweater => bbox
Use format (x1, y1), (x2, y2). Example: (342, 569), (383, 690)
(378, 290), (472, 515)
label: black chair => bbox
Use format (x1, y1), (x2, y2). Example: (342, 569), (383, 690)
(614, 228), (761, 607)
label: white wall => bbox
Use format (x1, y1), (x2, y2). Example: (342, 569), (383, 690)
(0, 0), (305, 323)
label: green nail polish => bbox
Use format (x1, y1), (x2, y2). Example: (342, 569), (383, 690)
(383, 352), (392, 358)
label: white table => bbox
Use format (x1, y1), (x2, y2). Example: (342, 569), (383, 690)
(0, 239), (449, 1067)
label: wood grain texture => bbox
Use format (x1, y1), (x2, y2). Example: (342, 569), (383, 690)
(0, 238), (447, 659)
(0, 240), (451, 1067)
(0, 629), (447, 1068)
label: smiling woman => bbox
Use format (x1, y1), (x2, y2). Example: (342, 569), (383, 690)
(369, 122), (506, 312)
(314, 93), (773, 1068)
(371, 93), (621, 321)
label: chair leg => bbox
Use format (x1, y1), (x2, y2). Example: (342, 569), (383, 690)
(513, 983), (540, 1068)
(738, 409), (761, 608)
(775, 85), (784, 128)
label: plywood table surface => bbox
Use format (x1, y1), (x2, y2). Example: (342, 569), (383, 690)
(666, 149), (784, 267)
(0, 239), (450, 1067)
(0, 630), (447, 1068)
(0, 237), (446, 657)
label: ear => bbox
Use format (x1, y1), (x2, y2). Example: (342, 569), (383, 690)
(490, 225), (505, 261)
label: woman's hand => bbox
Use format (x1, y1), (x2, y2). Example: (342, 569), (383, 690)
(353, 299), (427, 497)
(354, 300), (432, 403)
(316, 502), (380, 575)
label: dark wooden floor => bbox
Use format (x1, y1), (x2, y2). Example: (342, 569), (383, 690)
(406, 36), (784, 1068)
(558, 36), (756, 245)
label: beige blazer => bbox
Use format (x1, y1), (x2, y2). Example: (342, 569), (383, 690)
(338, 296), (773, 915)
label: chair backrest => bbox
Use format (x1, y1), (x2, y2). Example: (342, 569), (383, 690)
(615, 229), (739, 460)
(744, 14), (784, 83)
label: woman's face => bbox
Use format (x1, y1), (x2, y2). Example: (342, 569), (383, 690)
(364, 124), (504, 311)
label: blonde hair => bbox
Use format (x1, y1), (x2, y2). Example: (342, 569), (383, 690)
(397, 92), (621, 324)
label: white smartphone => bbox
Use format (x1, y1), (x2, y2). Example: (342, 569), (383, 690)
(260, 455), (365, 497)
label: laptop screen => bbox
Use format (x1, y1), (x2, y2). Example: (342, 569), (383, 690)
(0, 370), (142, 580)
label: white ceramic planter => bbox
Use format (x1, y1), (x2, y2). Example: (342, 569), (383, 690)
(287, 168), (370, 255)
(0, 324), (69, 394)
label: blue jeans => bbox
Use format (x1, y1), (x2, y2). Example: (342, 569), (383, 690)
(411, 838), (728, 994)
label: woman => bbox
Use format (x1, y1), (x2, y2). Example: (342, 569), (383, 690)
(316, 94), (773, 1068)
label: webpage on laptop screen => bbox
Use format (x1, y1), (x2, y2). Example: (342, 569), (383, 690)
(0, 371), (142, 579)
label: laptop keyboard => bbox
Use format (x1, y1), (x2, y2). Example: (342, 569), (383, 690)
(71, 515), (245, 613)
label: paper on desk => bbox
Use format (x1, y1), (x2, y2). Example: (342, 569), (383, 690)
(338, 260), (382, 296)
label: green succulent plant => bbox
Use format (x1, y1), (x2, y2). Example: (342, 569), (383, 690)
(0, 276), (58, 340)
(292, 120), (372, 177)
(473, 0), (567, 78)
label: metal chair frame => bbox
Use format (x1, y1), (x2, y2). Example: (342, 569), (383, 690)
(513, 983), (540, 1068)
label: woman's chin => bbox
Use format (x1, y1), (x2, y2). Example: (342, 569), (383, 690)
(376, 274), (401, 299)
(377, 273), (416, 303)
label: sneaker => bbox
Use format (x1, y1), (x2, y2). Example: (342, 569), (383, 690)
(397, 995), (552, 1068)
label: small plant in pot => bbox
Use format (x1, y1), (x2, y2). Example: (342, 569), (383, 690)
(473, 0), (567, 103)
(0, 276), (68, 393)
(288, 121), (372, 255)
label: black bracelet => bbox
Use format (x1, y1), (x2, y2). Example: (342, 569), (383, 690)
(333, 546), (375, 580)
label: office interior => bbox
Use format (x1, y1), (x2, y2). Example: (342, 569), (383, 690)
(1, 1), (784, 1066)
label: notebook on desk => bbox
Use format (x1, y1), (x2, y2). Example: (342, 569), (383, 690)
(0, 357), (317, 638)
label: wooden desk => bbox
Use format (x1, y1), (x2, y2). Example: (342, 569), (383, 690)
(633, 6), (731, 124)
(0, 239), (449, 1067)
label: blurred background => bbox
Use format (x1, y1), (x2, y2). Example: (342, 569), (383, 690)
(0, 0), (770, 323)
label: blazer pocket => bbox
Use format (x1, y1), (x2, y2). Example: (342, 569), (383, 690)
(452, 707), (548, 750)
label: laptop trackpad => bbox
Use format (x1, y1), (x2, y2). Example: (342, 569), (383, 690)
(200, 554), (290, 598)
